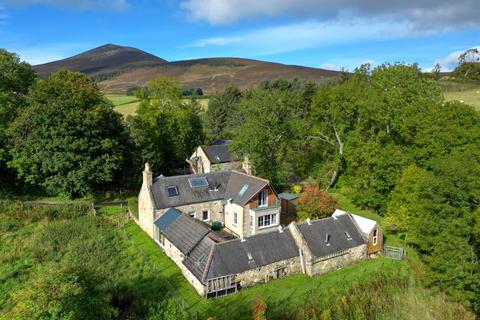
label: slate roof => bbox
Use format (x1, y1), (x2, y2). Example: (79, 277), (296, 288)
(162, 214), (210, 255)
(332, 209), (377, 235)
(183, 236), (216, 281)
(201, 229), (299, 281)
(154, 207), (182, 231)
(151, 171), (231, 209)
(224, 171), (269, 206)
(201, 145), (235, 164)
(296, 214), (366, 258)
(150, 171), (270, 209)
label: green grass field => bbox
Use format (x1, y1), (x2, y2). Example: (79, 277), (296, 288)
(105, 93), (209, 117)
(440, 80), (480, 110)
(444, 89), (480, 110)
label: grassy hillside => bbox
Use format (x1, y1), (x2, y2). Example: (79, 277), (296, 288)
(440, 80), (480, 110)
(105, 93), (209, 117)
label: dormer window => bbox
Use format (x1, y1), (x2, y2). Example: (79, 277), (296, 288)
(166, 186), (179, 197)
(258, 189), (267, 207)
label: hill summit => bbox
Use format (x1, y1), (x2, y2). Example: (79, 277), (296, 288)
(34, 44), (166, 78)
(33, 44), (340, 93)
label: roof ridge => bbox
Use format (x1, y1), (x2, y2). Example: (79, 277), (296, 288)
(201, 243), (216, 282)
(230, 170), (270, 183)
(154, 171), (231, 181)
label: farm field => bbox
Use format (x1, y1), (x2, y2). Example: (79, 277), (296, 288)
(440, 80), (480, 110)
(444, 88), (480, 110)
(105, 93), (209, 117)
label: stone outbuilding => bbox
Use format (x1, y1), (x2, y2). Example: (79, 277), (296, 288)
(289, 214), (367, 276)
(332, 209), (383, 255)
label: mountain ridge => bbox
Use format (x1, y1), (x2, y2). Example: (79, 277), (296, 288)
(33, 44), (340, 93)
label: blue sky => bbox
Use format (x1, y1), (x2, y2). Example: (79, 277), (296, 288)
(0, 0), (479, 71)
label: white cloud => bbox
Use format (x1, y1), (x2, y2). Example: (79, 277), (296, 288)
(180, 0), (480, 32)
(319, 63), (344, 71)
(183, 19), (410, 56)
(433, 46), (480, 71)
(2, 0), (130, 11)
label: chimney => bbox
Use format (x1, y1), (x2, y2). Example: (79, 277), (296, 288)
(306, 218), (312, 225)
(242, 155), (252, 175)
(143, 163), (152, 187)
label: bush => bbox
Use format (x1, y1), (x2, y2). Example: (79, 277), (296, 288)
(296, 185), (338, 220)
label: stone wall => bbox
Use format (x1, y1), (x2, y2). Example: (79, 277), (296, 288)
(154, 200), (224, 225)
(216, 161), (243, 172)
(235, 256), (302, 288)
(155, 237), (206, 295)
(307, 244), (367, 276)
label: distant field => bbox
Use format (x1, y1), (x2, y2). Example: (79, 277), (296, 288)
(444, 89), (480, 110)
(105, 93), (209, 117)
(440, 80), (480, 110)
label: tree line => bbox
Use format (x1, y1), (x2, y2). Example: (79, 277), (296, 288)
(0, 49), (204, 198)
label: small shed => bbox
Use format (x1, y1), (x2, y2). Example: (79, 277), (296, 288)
(278, 192), (299, 216)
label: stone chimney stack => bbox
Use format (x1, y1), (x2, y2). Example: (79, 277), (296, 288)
(143, 163), (152, 187)
(242, 155), (252, 175)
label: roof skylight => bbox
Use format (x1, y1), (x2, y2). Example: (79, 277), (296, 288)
(189, 177), (208, 188)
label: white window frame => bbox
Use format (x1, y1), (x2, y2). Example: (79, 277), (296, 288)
(154, 226), (165, 247)
(233, 211), (238, 226)
(202, 210), (210, 221)
(258, 213), (277, 229)
(258, 189), (268, 207)
(372, 229), (378, 245)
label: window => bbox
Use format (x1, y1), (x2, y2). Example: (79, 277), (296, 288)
(233, 212), (238, 225)
(373, 229), (378, 245)
(202, 210), (209, 221)
(258, 189), (267, 207)
(189, 177), (208, 188)
(154, 226), (165, 246)
(166, 186), (179, 197)
(239, 184), (249, 196)
(258, 214), (277, 229)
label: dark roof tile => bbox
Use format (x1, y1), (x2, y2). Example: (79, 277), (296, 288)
(297, 215), (366, 258)
(162, 214), (210, 255)
(203, 229), (299, 281)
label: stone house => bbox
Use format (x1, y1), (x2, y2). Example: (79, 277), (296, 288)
(138, 163), (281, 239)
(149, 206), (371, 297)
(333, 209), (383, 255)
(137, 163), (383, 298)
(187, 140), (244, 174)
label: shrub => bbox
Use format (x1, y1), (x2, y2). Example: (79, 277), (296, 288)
(296, 185), (338, 220)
